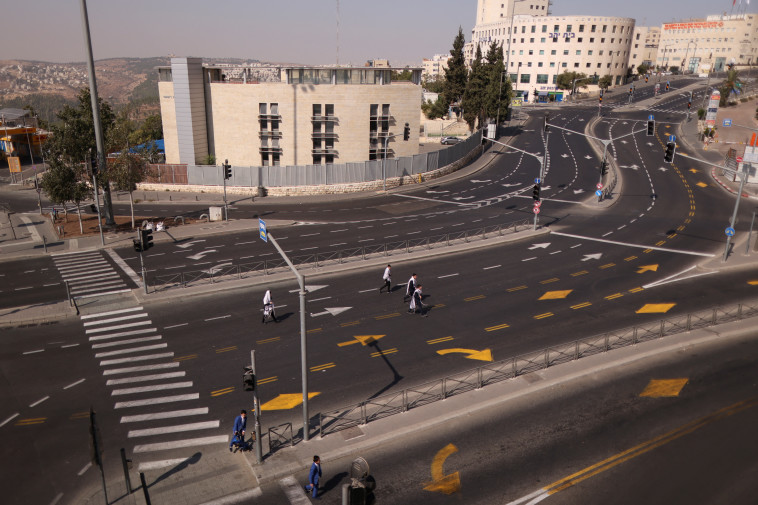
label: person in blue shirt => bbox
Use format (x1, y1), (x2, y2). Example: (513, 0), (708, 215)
(229, 410), (247, 451)
(304, 455), (322, 499)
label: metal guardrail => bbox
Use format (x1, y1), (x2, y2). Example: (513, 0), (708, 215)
(317, 299), (758, 437)
(147, 218), (532, 291)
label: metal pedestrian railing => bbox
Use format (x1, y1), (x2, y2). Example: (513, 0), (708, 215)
(147, 218), (532, 291)
(317, 298), (758, 437)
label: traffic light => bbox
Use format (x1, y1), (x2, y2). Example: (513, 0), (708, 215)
(91, 158), (98, 176)
(243, 366), (256, 391)
(663, 141), (676, 163)
(133, 238), (142, 252)
(598, 95), (602, 105)
(687, 101), (691, 110)
(665, 82), (670, 91)
(543, 113), (550, 133)
(140, 229), (153, 250)
(646, 120), (655, 136)
(223, 160), (232, 180)
(629, 87), (633, 95)
(645, 75), (649, 83)
(532, 184), (541, 201)
(403, 123), (410, 141)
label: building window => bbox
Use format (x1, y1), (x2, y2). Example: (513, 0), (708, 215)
(588, 50), (593, 55)
(562, 62), (567, 67)
(542, 25), (548, 32)
(577, 38), (582, 42)
(538, 62), (543, 67)
(537, 74), (548, 84)
(551, 50), (557, 55)
(576, 50), (581, 55)
(563, 50), (569, 55)
(591, 25), (596, 33)
(549, 62), (555, 67)
(574, 63), (580, 68)
(579, 25), (585, 32)
(539, 50), (545, 55)
(529, 50), (534, 55)
(554, 24), (560, 32)
(566, 25), (572, 32)
(520, 74), (530, 83)
(586, 63), (591, 68)
(601, 38), (605, 43)
(531, 25), (536, 33)
(602, 25), (607, 33)
(540, 37), (546, 43)
(530, 38), (535, 43)
(522, 26), (526, 33)
(589, 37), (594, 43)
(612, 25), (617, 33)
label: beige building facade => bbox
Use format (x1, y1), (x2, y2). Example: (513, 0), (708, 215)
(629, 26), (660, 71)
(422, 54), (451, 81)
(159, 58), (422, 167)
(656, 13), (758, 72)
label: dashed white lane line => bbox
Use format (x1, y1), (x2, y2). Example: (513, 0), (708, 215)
(61, 343), (79, 349)
(164, 323), (189, 330)
(358, 288), (376, 293)
(330, 229), (348, 233)
(14, 287), (33, 291)
(29, 396), (50, 408)
(48, 492), (64, 505)
(602, 231), (613, 237)
(522, 257), (537, 262)
(23, 349), (44, 355)
(77, 462), (92, 476)
(310, 297), (331, 303)
(204, 315), (231, 322)
(483, 265), (501, 270)
(438, 273), (459, 279)
(0, 413), (19, 428)
(63, 378), (85, 390)
(300, 233), (319, 237)
(121, 407), (208, 423)
(43, 283), (61, 287)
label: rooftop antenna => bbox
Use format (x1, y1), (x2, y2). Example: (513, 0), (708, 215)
(336, 0), (340, 65)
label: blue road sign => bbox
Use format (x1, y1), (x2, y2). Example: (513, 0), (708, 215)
(725, 227), (735, 237)
(669, 135), (676, 143)
(534, 178), (541, 184)
(595, 189), (603, 197)
(648, 114), (654, 121)
(723, 119), (732, 127)
(259, 218), (268, 242)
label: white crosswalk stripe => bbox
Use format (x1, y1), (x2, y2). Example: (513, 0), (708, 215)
(78, 306), (225, 460)
(53, 251), (130, 298)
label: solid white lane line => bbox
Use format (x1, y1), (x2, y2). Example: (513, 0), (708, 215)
(114, 393), (199, 409)
(86, 321), (152, 334)
(112, 381), (193, 396)
(81, 307), (144, 319)
(551, 231), (715, 257)
(61, 343), (79, 348)
(504, 488), (549, 505)
(83, 313), (148, 327)
(100, 352), (174, 366)
(164, 323), (188, 330)
(63, 378), (85, 390)
(103, 362), (180, 375)
(279, 475), (312, 505)
(483, 265), (501, 270)
(23, 349), (44, 355)
(29, 396), (50, 407)
(642, 268), (717, 289)
(309, 297), (331, 303)
(14, 287), (33, 291)
(106, 372), (186, 386)
(132, 435), (228, 453)
(121, 407), (209, 423)
(437, 273), (459, 279)
(92, 336), (162, 349)
(95, 344), (168, 358)
(0, 413), (19, 428)
(204, 315), (231, 321)
(128, 420), (219, 438)
(77, 462), (92, 476)
(48, 493), (64, 505)
(89, 328), (157, 342)
(522, 257), (537, 262)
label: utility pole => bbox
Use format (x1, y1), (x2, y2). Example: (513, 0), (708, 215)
(249, 350), (263, 463)
(222, 159), (231, 221)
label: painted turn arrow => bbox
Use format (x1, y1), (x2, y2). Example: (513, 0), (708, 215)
(176, 239), (206, 249)
(423, 444), (461, 495)
(289, 285), (328, 294)
(636, 264), (659, 274)
(581, 253), (603, 261)
(528, 243), (551, 250)
(436, 348), (493, 362)
(310, 307), (352, 317)
(187, 249), (217, 260)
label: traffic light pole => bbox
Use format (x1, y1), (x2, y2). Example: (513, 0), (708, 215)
(222, 170), (228, 222)
(266, 232), (310, 441)
(250, 350), (262, 463)
(137, 230), (147, 294)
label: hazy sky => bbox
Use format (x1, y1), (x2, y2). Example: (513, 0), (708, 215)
(2, 0), (753, 66)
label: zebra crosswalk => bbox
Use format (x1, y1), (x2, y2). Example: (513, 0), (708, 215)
(52, 251), (133, 299)
(81, 306), (227, 462)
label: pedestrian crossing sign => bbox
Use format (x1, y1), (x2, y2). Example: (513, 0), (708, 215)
(259, 218), (267, 243)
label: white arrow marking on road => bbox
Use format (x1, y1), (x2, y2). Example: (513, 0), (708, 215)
(501, 183), (520, 188)
(471, 179), (491, 183)
(453, 196), (475, 201)
(528, 243), (551, 250)
(540, 186), (551, 191)
(207, 262), (232, 274)
(310, 307), (352, 317)
(584, 155), (593, 160)
(620, 140), (628, 144)
(647, 142), (655, 147)
(629, 164), (639, 170)
(561, 154), (570, 158)
(573, 189), (585, 194)
(426, 190), (450, 194)
(289, 285), (329, 294)
(176, 240), (206, 250)
(187, 249), (216, 260)
(659, 167), (668, 172)
(581, 253), (603, 261)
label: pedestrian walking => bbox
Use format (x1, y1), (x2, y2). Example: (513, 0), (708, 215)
(379, 264), (392, 294)
(262, 289), (278, 323)
(229, 410), (247, 452)
(304, 455), (322, 499)
(403, 273), (418, 303)
(409, 285), (423, 314)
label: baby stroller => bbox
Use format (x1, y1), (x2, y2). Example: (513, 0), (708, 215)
(230, 431), (247, 452)
(262, 303), (277, 323)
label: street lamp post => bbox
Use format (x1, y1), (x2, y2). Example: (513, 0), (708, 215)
(381, 133), (396, 192)
(504, 0), (525, 82)
(495, 71), (506, 137)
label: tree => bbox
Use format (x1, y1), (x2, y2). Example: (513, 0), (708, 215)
(110, 151), (152, 229)
(39, 158), (91, 234)
(421, 97), (448, 119)
(637, 64), (649, 76)
(43, 88), (116, 225)
(483, 42), (509, 123)
(719, 68), (742, 106)
(391, 67), (413, 81)
(442, 27), (468, 110)
(130, 114), (163, 146)
(556, 71), (589, 93)
(423, 77), (445, 94)
(598, 75), (613, 90)
(462, 45), (488, 130)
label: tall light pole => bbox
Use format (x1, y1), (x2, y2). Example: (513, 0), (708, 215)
(381, 133), (396, 192)
(495, 70), (506, 136)
(662, 44), (673, 70)
(683, 41), (697, 74)
(504, 0), (525, 79)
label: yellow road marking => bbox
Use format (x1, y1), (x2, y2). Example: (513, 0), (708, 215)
(306, 328), (323, 333)
(534, 312), (554, 319)
(211, 387), (234, 397)
(371, 348), (398, 357)
(257, 337), (280, 344)
(310, 363), (335, 372)
(340, 321), (360, 327)
(539, 290), (572, 300)
(375, 313), (400, 320)
(667, 233), (677, 238)
(427, 336), (454, 345)
(507, 285), (528, 292)
(640, 378), (689, 397)
(689, 168), (698, 173)
(464, 295), (486, 301)
(748, 280), (758, 285)
(485, 323), (510, 332)
(436, 348), (493, 362)
(605, 293), (623, 300)
(338, 335), (385, 347)
(540, 278), (560, 284)
(636, 264), (658, 274)
(337, 340), (359, 347)
(677, 225), (685, 231)
(570, 302), (592, 309)
(423, 443), (461, 494)
(696, 182), (708, 187)
(570, 270), (589, 277)
(435, 304), (446, 309)
(636, 303), (676, 314)
(256, 376), (278, 385)
(599, 263), (616, 269)
(643, 248), (653, 253)
(15, 418), (46, 426)
(215, 346), (237, 354)
(624, 256), (637, 262)
(628, 287), (644, 293)
(70, 412), (89, 420)
(260, 392), (320, 410)
(174, 354), (197, 362)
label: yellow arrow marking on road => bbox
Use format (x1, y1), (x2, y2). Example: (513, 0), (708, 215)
(260, 392), (320, 410)
(636, 303), (676, 314)
(748, 280), (758, 285)
(337, 335), (385, 347)
(636, 264), (659, 274)
(423, 443), (461, 494)
(640, 378), (689, 397)
(539, 290), (572, 300)
(689, 168), (698, 173)
(696, 182), (708, 188)
(436, 348), (493, 362)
